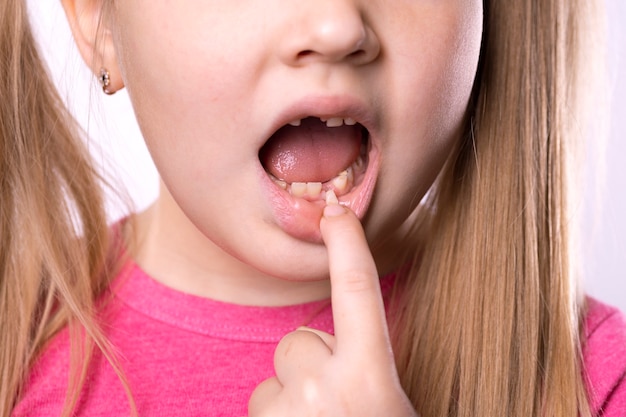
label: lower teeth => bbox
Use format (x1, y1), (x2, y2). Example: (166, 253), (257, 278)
(269, 154), (365, 201)
(266, 129), (370, 201)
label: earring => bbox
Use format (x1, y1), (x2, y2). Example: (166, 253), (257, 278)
(99, 68), (114, 95)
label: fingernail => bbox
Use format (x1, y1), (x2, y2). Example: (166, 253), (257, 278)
(323, 190), (345, 217)
(323, 203), (346, 217)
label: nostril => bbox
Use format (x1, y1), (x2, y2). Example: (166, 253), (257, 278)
(348, 50), (366, 59)
(296, 48), (367, 63)
(297, 50), (315, 60)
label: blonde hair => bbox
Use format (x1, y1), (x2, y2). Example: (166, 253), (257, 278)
(0, 1), (120, 415)
(392, 0), (600, 415)
(0, 0), (602, 416)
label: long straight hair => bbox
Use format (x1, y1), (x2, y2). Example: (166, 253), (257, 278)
(1, 0), (602, 416)
(0, 1), (122, 415)
(392, 0), (600, 415)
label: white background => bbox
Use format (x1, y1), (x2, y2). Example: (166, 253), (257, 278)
(29, 2), (625, 311)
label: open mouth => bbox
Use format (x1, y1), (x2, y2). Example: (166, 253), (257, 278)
(259, 116), (371, 204)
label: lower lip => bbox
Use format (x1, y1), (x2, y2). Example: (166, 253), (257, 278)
(259, 145), (381, 243)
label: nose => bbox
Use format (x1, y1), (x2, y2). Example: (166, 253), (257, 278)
(278, 2), (380, 66)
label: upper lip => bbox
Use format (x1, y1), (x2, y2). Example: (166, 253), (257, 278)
(261, 95), (378, 148)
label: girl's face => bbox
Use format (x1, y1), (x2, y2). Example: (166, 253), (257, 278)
(107, 1), (482, 282)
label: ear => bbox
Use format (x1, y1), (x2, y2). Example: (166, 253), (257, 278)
(61, 0), (124, 93)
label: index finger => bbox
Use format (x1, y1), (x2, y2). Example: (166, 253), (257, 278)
(319, 203), (392, 358)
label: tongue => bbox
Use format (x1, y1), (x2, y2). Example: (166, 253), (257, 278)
(260, 118), (362, 184)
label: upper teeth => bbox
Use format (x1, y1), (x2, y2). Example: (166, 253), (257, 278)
(288, 117), (357, 128)
(322, 117), (357, 127)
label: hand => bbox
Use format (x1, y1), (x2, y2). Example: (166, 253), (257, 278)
(248, 204), (417, 417)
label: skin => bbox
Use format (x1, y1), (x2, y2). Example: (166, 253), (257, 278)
(248, 204), (417, 416)
(62, 0), (483, 414)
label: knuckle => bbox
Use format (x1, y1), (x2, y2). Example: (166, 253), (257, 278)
(274, 329), (329, 368)
(274, 330), (304, 359)
(248, 377), (281, 416)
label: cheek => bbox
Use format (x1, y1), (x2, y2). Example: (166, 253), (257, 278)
(368, 3), (482, 231)
(410, 2), (482, 159)
(111, 5), (254, 151)
(415, 3), (482, 134)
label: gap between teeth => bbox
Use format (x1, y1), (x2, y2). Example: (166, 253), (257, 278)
(288, 117), (357, 128)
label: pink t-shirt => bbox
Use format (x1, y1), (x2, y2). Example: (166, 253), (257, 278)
(584, 297), (626, 415)
(12, 261), (626, 416)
